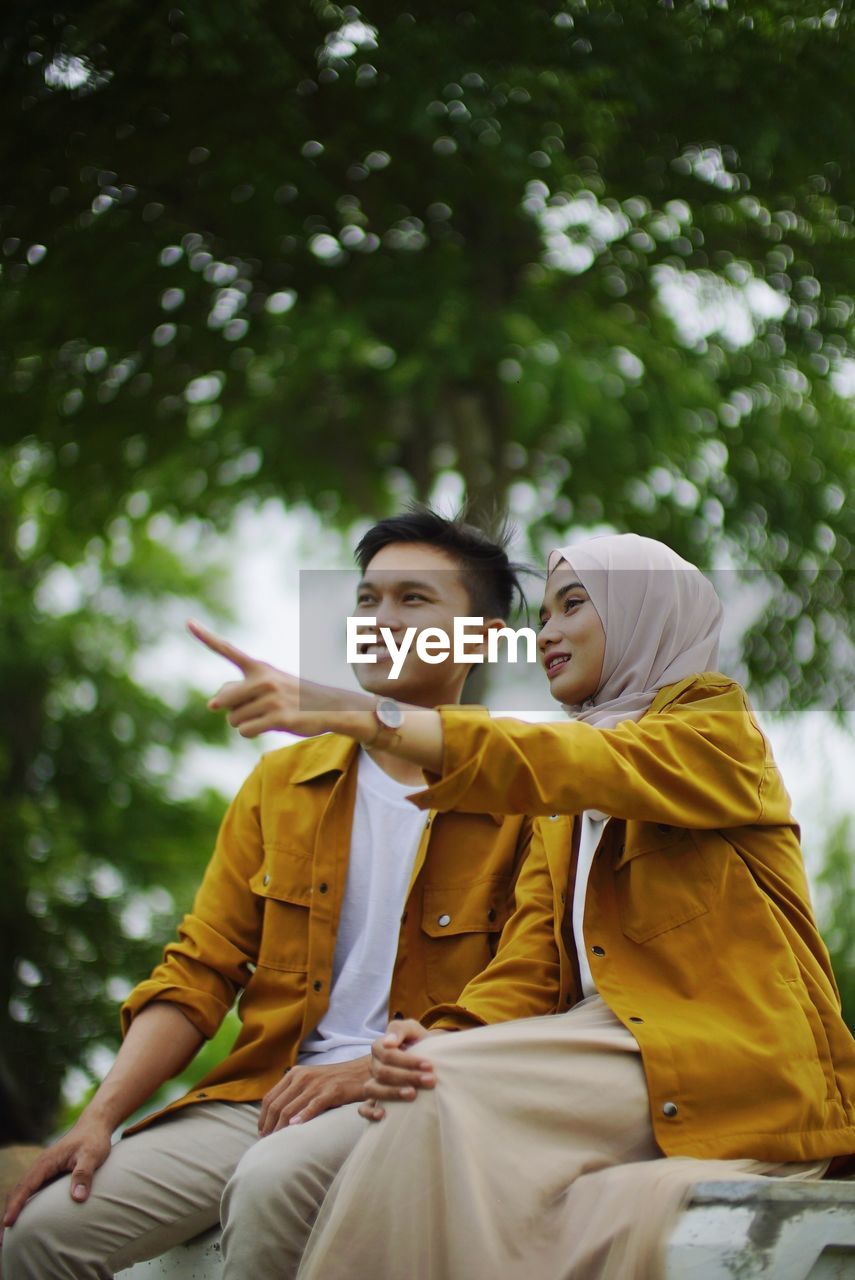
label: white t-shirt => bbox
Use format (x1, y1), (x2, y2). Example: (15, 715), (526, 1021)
(297, 749), (426, 1065)
(573, 811), (608, 999)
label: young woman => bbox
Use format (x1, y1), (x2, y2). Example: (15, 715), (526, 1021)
(193, 533), (855, 1280)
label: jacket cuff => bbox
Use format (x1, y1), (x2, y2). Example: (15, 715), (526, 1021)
(120, 981), (229, 1041)
(406, 705), (493, 811)
(422, 1001), (488, 1032)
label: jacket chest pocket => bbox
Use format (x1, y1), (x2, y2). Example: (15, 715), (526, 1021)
(249, 847), (313, 972)
(614, 831), (712, 944)
(421, 877), (510, 1004)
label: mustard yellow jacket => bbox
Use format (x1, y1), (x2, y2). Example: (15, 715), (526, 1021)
(121, 733), (529, 1129)
(416, 674), (855, 1164)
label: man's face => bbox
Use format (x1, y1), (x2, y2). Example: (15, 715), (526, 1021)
(351, 541), (481, 706)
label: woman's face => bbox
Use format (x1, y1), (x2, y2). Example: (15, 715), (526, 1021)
(538, 566), (606, 705)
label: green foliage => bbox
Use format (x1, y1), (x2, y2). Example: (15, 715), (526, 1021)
(0, 456), (231, 1140)
(1, 0), (853, 1137)
(816, 817), (855, 1033)
(1, 0), (853, 704)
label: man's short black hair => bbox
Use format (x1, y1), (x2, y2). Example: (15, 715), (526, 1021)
(354, 505), (525, 621)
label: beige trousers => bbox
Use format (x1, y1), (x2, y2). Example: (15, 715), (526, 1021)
(220, 1100), (367, 1278)
(2, 1102), (259, 1279)
(2, 1098), (368, 1280)
(297, 997), (829, 1280)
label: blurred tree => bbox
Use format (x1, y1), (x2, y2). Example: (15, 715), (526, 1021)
(1, 0), (854, 1137)
(0, 460), (229, 1140)
(815, 816), (855, 1033)
(0, 0), (852, 704)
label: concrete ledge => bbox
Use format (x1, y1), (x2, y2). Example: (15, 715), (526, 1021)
(119, 1180), (855, 1279)
(116, 1227), (222, 1277)
(664, 1180), (855, 1279)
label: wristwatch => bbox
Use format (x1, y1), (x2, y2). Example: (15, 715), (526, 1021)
(365, 696), (405, 750)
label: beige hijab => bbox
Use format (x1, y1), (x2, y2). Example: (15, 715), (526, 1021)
(547, 533), (723, 730)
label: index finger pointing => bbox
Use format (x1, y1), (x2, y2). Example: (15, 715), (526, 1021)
(187, 619), (257, 672)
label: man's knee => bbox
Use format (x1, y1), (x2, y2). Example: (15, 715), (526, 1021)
(223, 1112), (361, 1227)
(224, 1136), (272, 1199)
(2, 1181), (79, 1279)
(222, 1134), (290, 1229)
(224, 1129), (316, 1218)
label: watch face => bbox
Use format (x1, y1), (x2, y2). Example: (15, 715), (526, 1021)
(376, 697), (404, 730)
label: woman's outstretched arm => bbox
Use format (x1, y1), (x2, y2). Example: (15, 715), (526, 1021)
(190, 622), (782, 831)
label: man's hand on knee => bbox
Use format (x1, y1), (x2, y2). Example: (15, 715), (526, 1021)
(258, 1057), (372, 1136)
(360, 1020), (446, 1122)
(1, 1115), (113, 1234)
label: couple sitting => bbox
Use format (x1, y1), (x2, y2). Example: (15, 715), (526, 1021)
(4, 509), (854, 1280)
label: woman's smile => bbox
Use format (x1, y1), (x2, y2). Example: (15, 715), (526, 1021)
(545, 652), (571, 679)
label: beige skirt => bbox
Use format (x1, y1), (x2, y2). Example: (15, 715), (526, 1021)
(296, 996), (829, 1280)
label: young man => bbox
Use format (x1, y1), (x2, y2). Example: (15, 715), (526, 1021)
(2, 510), (533, 1280)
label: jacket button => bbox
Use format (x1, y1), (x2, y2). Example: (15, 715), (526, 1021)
(437, 914), (451, 927)
(629, 1016), (644, 1024)
(549, 814), (559, 821)
(319, 882), (329, 894)
(487, 908), (496, 922)
(313, 980), (322, 992)
(591, 945), (606, 957)
(262, 873), (270, 886)
(392, 1010), (404, 1020)
(662, 1101), (679, 1117)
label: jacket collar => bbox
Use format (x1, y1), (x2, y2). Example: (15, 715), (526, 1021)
(290, 733), (359, 783)
(291, 733), (504, 823)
